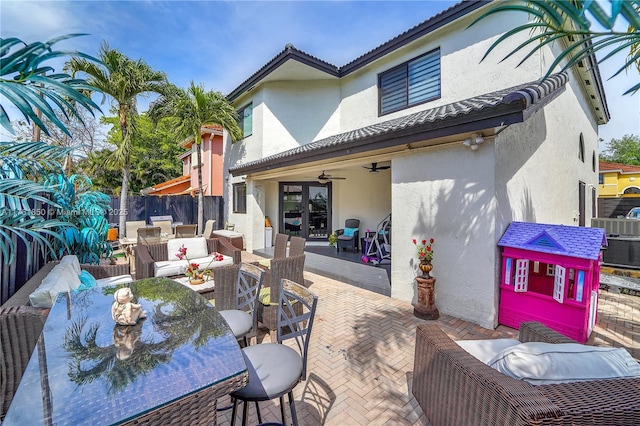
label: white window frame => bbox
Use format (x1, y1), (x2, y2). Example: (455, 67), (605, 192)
(514, 259), (529, 292)
(554, 265), (566, 303)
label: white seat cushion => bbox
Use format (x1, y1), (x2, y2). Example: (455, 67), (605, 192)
(232, 344), (303, 400)
(96, 275), (134, 286)
(488, 342), (640, 385)
(167, 237), (208, 260)
(154, 259), (189, 277)
(190, 255), (233, 270)
(29, 262), (82, 308)
(59, 255), (81, 275)
(455, 338), (521, 365)
(219, 309), (252, 338)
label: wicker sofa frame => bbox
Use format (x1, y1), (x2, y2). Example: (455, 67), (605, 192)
(1, 261), (131, 420)
(134, 237), (241, 280)
(412, 321), (640, 425)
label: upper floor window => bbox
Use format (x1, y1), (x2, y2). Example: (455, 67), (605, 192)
(378, 48), (441, 115)
(238, 103), (253, 138)
(578, 133), (585, 162)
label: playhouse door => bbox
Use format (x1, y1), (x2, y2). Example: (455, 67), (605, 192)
(588, 290), (598, 334)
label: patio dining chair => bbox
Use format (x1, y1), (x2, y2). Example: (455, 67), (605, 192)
(219, 263), (264, 347)
(153, 220), (173, 236)
(137, 227), (161, 245)
(258, 233), (289, 269)
(230, 279), (318, 426)
(174, 224), (197, 238)
(289, 236), (306, 257)
(202, 219), (216, 238)
(124, 220), (146, 240)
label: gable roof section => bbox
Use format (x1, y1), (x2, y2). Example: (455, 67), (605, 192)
(599, 161), (640, 174)
(230, 73), (568, 176)
(498, 221), (607, 260)
(228, 1), (487, 102)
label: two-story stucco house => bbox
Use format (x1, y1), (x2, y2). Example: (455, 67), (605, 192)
(221, 0), (609, 329)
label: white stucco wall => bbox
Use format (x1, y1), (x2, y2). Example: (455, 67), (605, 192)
(392, 143), (498, 329)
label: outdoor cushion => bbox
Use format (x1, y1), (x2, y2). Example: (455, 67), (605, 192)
(166, 237), (208, 260)
(342, 227), (358, 237)
(233, 343), (303, 400)
(29, 262), (81, 308)
(189, 255), (234, 269)
(59, 255), (81, 276)
(219, 309), (253, 338)
(488, 342), (640, 385)
(77, 270), (98, 291)
(96, 275), (134, 286)
(455, 338), (520, 365)
(258, 288), (278, 306)
(154, 259), (189, 277)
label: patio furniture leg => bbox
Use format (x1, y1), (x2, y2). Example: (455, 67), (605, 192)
(255, 401), (262, 424)
(231, 399), (238, 426)
(242, 400), (249, 425)
(280, 396), (286, 423)
(288, 391), (298, 426)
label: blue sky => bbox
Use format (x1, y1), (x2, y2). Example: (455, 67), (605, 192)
(1, 0), (638, 147)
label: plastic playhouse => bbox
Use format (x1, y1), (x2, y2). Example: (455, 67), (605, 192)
(497, 222), (607, 343)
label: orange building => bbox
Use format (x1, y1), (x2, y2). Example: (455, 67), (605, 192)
(148, 125), (224, 196)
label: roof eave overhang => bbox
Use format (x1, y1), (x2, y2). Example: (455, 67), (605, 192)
(230, 85), (564, 176)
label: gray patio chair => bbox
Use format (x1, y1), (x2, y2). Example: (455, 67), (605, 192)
(336, 218), (360, 252)
(219, 262), (264, 347)
(230, 278), (318, 426)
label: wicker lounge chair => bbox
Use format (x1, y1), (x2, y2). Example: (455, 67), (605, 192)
(412, 321), (640, 425)
(134, 237), (241, 280)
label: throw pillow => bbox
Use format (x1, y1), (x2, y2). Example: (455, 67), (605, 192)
(167, 237), (209, 260)
(77, 270), (98, 291)
(29, 262), (82, 308)
(343, 227), (358, 237)
(488, 342), (640, 385)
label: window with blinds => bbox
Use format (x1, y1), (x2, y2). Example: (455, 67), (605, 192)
(379, 49), (441, 115)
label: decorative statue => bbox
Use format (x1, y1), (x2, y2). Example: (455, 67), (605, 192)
(111, 287), (147, 326)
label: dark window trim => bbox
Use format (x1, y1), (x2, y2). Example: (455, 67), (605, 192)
(238, 103), (253, 139)
(233, 182), (247, 214)
(578, 133), (585, 162)
(378, 48), (441, 117)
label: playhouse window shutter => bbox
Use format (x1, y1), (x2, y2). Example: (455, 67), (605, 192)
(554, 265), (566, 303)
(514, 259), (529, 292)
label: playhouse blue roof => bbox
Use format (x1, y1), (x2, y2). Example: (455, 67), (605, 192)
(498, 222), (607, 260)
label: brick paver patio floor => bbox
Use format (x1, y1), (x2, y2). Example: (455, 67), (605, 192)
(217, 252), (639, 425)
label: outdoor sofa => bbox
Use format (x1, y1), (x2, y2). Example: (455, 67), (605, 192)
(1, 258), (132, 419)
(412, 321), (640, 425)
(134, 237), (241, 280)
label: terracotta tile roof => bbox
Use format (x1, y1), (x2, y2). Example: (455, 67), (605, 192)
(230, 73), (568, 176)
(498, 221), (607, 260)
(599, 161), (640, 173)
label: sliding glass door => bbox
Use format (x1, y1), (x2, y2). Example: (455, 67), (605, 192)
(280, 182), (331, 240)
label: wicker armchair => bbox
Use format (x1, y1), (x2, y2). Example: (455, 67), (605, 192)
(257, 255), (305, 341)
(134, 237), (241, 280)
(412, 321), (640, 425)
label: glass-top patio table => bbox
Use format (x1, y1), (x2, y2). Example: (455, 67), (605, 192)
(3, 277), (248, 425)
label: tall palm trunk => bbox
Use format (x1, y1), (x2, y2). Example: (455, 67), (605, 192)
(196, 143), (204, 235)
(119, 122), (129, 237)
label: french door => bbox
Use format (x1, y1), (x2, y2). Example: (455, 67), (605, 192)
(280, 182), (332, 240)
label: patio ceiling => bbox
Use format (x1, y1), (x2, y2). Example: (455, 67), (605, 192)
(229, 73), (569, 178)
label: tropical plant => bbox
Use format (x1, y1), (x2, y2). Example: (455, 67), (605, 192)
(149, 81), (242, 233)
(43, 173), (113, 263)
(66, 42), (168, 235)
(0, 35), (100, 136)
(471, 0), (640, 94)
(0, 142), (73, 263)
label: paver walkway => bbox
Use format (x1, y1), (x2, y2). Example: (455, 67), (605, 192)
(218, 252), (639, 425)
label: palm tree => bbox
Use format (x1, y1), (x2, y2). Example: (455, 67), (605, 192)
(149, 82), (242, 233)
(471, 0), (640, 94)
(66, 43), (168, 235)
(0, 35), (102, 264)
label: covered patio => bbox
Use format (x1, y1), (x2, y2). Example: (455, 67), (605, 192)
(216, 251), (639, 425)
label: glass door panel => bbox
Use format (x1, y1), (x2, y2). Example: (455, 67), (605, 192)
(282, 184), (303, 237)
(308, 185), (328, 239)
(280, 182), (331, 240)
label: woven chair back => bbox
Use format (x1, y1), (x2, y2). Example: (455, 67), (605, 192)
(289, 236), (306, 257)
(137, 227), (161, 245)
(174, 224), (197, 238)
(274, 233), (289, 259)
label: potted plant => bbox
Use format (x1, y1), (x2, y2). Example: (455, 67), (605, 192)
(328, 232), (338, 247)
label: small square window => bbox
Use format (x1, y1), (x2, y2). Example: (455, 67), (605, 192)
(233, 183), (246, 214)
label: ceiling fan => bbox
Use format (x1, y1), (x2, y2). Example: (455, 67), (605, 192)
(317, 170), (346, 183)
(363, 162), (391, 173)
